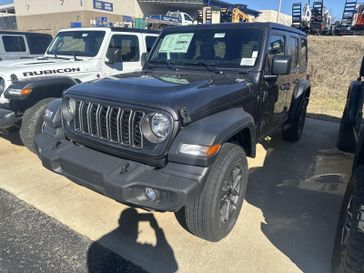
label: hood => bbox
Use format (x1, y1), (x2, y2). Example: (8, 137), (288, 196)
(66, 71), (254, 121)
(0, 57), (93, 80)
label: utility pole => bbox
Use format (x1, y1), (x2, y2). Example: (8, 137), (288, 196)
(277, 0), (282, 23)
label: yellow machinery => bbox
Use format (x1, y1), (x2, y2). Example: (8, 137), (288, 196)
(232, 8), (251, 23)
(198, 6), (251, 24)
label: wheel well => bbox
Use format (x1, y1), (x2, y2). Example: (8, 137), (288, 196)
(227, 128), (253, 157)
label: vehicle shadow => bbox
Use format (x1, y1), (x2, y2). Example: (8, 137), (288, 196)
(0, 128), (23, 147)
(245, 119), (353, 273)
(87, 208), (178, 273)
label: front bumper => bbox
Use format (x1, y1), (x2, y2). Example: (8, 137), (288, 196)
(36, 132), (209, 212)
(0, 108), (16, 129)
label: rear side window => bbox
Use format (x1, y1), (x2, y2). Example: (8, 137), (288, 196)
(300, 38), (308, 67)
(288, 36), (299, 68)
(27, 35), (52, 54)
(145, 36), (157, 52)
(109, 35), (140, 62)
(2, 36), (26, 52)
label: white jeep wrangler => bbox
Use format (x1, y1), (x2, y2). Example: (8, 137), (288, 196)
(0, 27), (159, 152)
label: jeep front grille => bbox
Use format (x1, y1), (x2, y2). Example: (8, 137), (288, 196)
(74, 100), (145, 149)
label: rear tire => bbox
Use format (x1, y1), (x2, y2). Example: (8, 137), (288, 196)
(20, 98), (54, 153)
(332, 166), (364, 273)
(282, 97), (308, 142)
(184, 143), (248, 242)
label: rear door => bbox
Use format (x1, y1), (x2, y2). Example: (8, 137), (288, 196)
(0, 34), (30, 60)
(286, 34), (301, 110)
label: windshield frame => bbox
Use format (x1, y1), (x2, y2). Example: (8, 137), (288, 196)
(46, 30), (106, 58)
(147, 26), (266, 73)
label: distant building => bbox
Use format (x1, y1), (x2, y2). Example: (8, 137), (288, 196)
(253, 10), (292, 26)
(13, 0), (260, 35)
(0, 3), (16, 30)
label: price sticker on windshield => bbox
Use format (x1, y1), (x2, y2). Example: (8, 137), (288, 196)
(240, 58), (256, 66)
(159, 33), (194, 53)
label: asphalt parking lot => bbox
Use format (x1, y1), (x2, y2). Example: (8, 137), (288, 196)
(0, 118), (354, 273)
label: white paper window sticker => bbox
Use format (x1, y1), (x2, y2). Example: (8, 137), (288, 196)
(82, 33), (88, 37)
(159, 33), (194, 53)
(252, 51), (259, 58)
(240, 58), (256, 66)
(214, 33), (226, 38)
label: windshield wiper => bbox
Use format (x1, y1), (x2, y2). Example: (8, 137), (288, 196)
(193, 61), (223, 74)
(73, 52), (80, 61)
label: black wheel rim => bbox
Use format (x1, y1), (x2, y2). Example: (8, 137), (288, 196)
(219, 166), (242, 224)
(340, 194), (354, 252)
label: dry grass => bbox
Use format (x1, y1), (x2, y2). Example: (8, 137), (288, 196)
(307, 36), (364, 120)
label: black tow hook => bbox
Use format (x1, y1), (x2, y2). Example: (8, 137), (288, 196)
(120, 162), (130, 175)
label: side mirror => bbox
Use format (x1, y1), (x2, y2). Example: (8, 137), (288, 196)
(141, 52), (148, 67)
(272, 55), (292, 75)
(106, 48), (122, 65)
(360, 56), (364, 77)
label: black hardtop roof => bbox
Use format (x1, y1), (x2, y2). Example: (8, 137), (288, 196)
(110, 27), (160, 34)
(163, 22), (306, 36)
(0, 30), (52, 37)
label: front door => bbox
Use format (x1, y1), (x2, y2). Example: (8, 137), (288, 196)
(102, 34), (142, 77)
(260, 33), (290, 135)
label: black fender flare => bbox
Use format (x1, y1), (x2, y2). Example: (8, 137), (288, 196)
(5, 76), (78, 104)
(342, 81), (364, 125)
(168, 108), (256, 167)
(287, 79), (311, 120)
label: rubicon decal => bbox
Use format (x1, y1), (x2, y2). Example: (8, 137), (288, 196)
(23, 68), (81, 77)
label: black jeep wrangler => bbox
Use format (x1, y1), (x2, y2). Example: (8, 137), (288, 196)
(332, 57), (364, 273)
(36, 23), (311, 242)
(337, 57), (364, 153)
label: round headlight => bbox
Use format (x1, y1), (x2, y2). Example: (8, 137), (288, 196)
(62, 97), (76, 122)
(151, 113), (170, 139)
(142, 113), (171, 143)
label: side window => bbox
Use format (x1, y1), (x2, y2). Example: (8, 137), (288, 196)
(267, 35), (285, 73)
(288, 36), (299, 68)
(300, 38), (308, 67)
(109, 35), (140, 62)
(145, 36), (157, 52)
(184, 14), (192, 21)
(2, 36), (26, 52)
(27, 36), (52, 54)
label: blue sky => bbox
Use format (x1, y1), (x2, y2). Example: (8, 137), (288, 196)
(229, 0), (344, 19)
(0, 0), (345, 19)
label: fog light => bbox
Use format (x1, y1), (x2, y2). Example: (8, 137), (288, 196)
(145, 187), (158, 202)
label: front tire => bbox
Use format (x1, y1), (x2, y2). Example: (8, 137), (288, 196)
(184, 143), (248, 242)
(332, 166), (364, 273)
(282, 97), (308, 142)
(20, 98), (55, 153)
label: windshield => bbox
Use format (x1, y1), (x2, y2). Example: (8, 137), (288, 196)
(150, 28), (263, 69)
(47, 31), (106, 57)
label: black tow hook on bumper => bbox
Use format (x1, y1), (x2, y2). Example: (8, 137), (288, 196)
(35, 132), (209, 212)
(0, 108), (16, 129)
